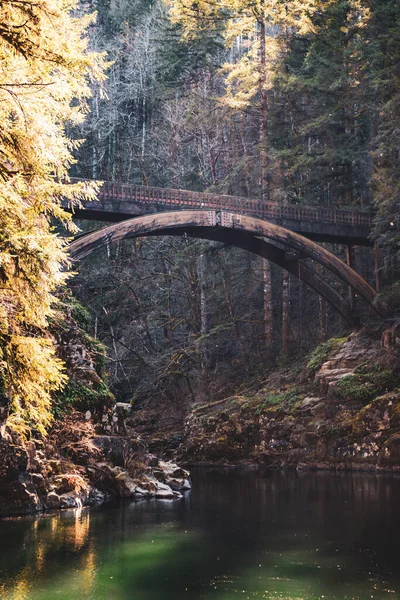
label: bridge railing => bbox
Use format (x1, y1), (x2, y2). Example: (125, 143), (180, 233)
(71, 178), (374, 227)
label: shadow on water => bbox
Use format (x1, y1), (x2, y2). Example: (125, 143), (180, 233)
(0, 469), (400, 599)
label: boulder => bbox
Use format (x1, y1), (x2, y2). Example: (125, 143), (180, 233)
(380, 434), (400, 466)
(155, 482), (175, 499)
(88, 487), (106, 505)
(59, 492), (80, 509)
(155, 489), (175, 499)
(181, 479), (192, 490)
(165, 477), (191, 491)
(114, 471), (137, 497)
(110, 403), (133, 434)
(167, 478), (185, 491)
(159, 460), (190, 480)
(115, 402), (132, 416)
(52, 474), (89, 496)
(148, 454), (159, 467)
(134, 486), (151, 497)
(0, 478), (40, 516)
(31, 473), (48, 497)
(92, 436), (133, 467)
(46, 491), (61, 509)
(154, 460), (192, 492)
(138, 476), (158, 494)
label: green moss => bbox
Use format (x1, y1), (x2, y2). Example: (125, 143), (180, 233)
(264, 394), (284, 406)
(307, 337), (348, 372)
(321, 425), (336, 437)
(57, 292), (92, 330)
(83, 334), (108, 376)
(54, 381), (114, 417)
(351, 394), (397, 435)
(254, 390), (299, 415)
(70, 300), (91, 329)
(352, 402), (374, 435)
(354, 362), (381, 377)
(336, 376), (376, 403)
(336, 366), (400, 405)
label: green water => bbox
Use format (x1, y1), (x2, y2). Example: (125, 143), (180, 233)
(0, 469), (400, 600)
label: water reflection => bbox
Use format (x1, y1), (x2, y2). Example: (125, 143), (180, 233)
(0, 470), (399, 599)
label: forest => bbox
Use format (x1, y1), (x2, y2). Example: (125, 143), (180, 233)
(1, 0), (400, 488)
(70, 0), (400, 414)
(3, 3), (400, 597)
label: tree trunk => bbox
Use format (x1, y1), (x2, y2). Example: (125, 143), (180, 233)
(298, 279), (303, 349)
(263, 258), (273, 351)
(198, 252), (208, 337)
(240, 113), (251, 196)
(319, 296), (327, 341)
(259, 10), (269, 200)
(197, 251), (209, 380)
(281, 271), (290, 359)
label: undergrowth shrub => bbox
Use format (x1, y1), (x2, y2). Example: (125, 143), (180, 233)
(336, 362), (400, 404)
(377, 282), (400, 314)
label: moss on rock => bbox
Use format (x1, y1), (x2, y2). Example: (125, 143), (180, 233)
(336, 365), (400, 405)
(307, 337), (348, 372)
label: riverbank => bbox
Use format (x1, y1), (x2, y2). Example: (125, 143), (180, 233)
(0, 413), (191, 516)
(171, 326), (400, 472)
(2, 323), (400, 517)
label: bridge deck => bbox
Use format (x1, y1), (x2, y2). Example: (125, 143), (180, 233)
(68, 178), (374, 245)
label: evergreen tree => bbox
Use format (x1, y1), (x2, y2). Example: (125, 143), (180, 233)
(168, 0), (319, 200)
(272, 0), (371, 207)
(0, 0), (106, 434)
(366, 0), (400, 249)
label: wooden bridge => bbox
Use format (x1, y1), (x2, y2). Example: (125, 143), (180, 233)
(68, 178), (374, 246)
(68, 179), (384, 325)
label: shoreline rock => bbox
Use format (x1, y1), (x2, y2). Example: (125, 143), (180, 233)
(174, 330), (400, 473)
(0, 416), (191, 517)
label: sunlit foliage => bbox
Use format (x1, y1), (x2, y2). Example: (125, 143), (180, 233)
(0, 0), (107, 435)
(168, 0), (322, 107)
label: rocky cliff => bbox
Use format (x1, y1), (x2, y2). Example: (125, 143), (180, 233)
(0, 410), (191, 516)
(0, 301), (190, 517)
(176, 326), (400, 471)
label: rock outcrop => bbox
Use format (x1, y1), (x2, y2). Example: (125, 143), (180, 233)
(177, 329), (400, 472)
(0, 414), (191, 517)
(315, 331), (381, 388)
(0, 297), (192, 517)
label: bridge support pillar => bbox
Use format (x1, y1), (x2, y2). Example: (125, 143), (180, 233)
(346, 245), (356, 310)
(374, 243), (381, 293)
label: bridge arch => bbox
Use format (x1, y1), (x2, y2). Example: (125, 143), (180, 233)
(68, 210), (384, 324)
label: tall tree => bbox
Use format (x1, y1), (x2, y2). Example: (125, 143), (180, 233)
(367, 0), (400, 250)
(272, 0), (371, 208)
(0, 0), (106, 434)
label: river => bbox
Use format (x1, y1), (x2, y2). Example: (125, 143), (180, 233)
(0, 469), (399, 599)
